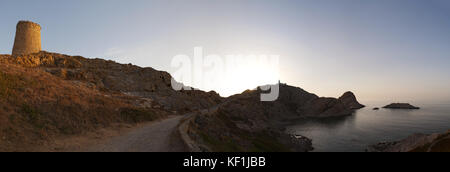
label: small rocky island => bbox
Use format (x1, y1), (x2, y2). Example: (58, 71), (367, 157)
(383, 103), (420, 109)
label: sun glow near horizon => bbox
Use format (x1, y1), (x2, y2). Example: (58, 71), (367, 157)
(170, 47), (280, 97)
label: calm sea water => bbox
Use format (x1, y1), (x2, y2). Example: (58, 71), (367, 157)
(286, 104), (450, 152)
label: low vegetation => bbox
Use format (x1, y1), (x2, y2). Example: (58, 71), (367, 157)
(0, 53), (171, 151)
(188, 110), (291, 152)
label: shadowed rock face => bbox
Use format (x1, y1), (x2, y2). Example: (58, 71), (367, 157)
(338, 91), (365, 109)
(274, 84), (363, 117)
(383, 103), (420, 109)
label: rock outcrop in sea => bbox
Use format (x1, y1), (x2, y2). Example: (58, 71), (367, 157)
(383, 103), (420, 109)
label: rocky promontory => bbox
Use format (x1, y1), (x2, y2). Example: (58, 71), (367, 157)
(338, 91), (365, 109)
(184, 84), (365, 152)
(383, 103), (420, 109)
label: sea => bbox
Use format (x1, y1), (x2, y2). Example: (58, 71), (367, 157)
(286, 103), (450, 152)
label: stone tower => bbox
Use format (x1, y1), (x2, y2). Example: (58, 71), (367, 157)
(12, 21), (42, 56)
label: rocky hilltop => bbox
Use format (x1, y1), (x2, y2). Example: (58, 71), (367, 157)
(6, 51), (223, 113)
(0, 51), (222, 151)
(184, 84), (365, 152)
(367, 130), (450, 152)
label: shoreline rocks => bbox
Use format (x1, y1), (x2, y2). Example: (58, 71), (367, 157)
(367, 130), (450, 152)
(290, 134), (314, 152)
(383, 103), (420, 109)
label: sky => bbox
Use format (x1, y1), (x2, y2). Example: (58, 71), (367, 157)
(1, 0), (450, 104)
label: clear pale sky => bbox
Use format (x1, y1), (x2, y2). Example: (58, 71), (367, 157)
(1, 0), (450, 104)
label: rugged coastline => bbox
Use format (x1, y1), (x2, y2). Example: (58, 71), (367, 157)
(181, 84), (365, 152)
(1, 51), (368, 152)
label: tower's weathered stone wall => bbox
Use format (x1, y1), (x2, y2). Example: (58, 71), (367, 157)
(12, 21), (41, 56)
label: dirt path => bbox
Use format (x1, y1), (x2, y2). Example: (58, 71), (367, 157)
(86, 115), (187, 152)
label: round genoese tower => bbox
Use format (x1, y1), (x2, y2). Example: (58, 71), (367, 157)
(12, 21), (42, 56)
